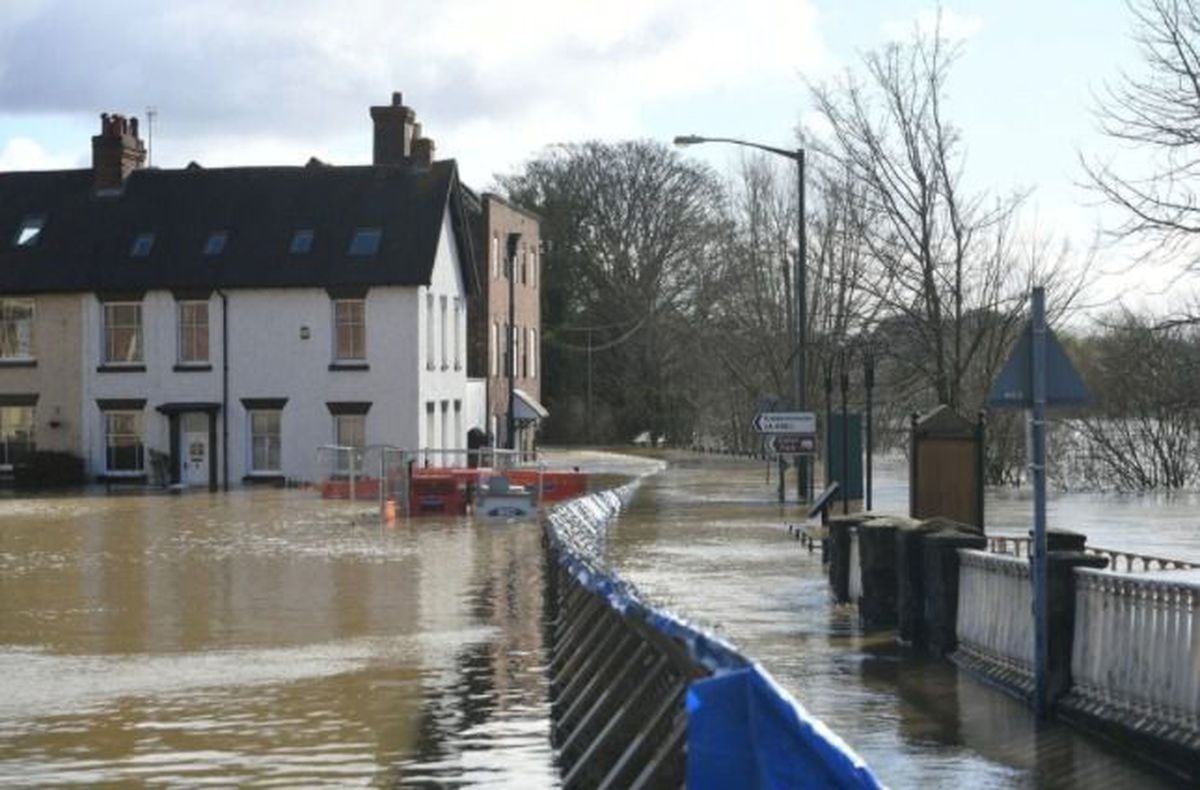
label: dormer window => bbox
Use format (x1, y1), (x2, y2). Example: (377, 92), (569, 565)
(290, 229), (314, 254)
(203, 230), (228, 256)
(348, 227), (381, 256)
(13, 216), (45, 247)
(130, 233), (155, 257)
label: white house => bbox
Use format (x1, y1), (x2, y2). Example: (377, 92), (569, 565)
(0, 95), (482, 489)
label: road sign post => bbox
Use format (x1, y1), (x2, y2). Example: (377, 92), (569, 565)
(987, 286), (1088, 719)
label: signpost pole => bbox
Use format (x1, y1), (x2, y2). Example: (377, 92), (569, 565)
(1031, 286), (1049, 718)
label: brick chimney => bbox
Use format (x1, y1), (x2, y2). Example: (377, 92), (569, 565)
(370, 91), (416, 166)
(92, 113), (146, 192)
(411, 134), (436, 169)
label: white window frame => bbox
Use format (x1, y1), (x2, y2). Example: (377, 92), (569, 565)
(440, 295), (448, 370)
(529, 327), (537, 379)
(102, 301), (143, 365)
(248, 409), (282, 474)
(332, 298), (366, 362)
(333, 413), (366, 474)
(177, 300), (210, 365)
(0, 405), (35, 469)
(490, 322), (498, 377)
(453, 298), (462, 370)
(104, 410), (144, 474)
(425, 292), (435, 370)
(0, 298), (35, 361)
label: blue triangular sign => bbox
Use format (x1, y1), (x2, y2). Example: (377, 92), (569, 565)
(987, 321), (1089, 409)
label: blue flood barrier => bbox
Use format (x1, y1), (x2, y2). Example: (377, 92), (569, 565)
(545, 485), (883, 789)
(687, 667), (882, 789)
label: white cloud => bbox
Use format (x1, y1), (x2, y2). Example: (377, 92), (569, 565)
(0, 137), (74, 171)
(0, 0), (827, 183)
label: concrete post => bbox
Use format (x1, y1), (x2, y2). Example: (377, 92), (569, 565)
(921, 530), (987, 656)
(857, 520), (900, 629)
(827, 517), (853, 604)
(1040, 528), (1108, 706)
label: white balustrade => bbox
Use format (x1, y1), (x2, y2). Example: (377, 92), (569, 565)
(1072, 568), (1200, 726)
(848, 531), (862, 604)
(956, 549), (1034, 673)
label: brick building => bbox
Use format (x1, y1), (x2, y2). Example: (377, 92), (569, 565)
(466, 193), (544, 454)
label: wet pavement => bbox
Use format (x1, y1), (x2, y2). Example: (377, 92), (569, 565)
(606, 452), (1189, 788)
(0, 449), (1194, 787)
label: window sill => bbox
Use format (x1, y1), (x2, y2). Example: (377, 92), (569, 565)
(97, 364), (146, 373)
(243, 473), (285, 486)
(0, 358), (36, 368)
(173, 363), (213, 372)
(329, 362), (369, 372)
(97, 472), (147, 483)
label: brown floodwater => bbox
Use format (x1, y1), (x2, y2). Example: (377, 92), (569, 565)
(0, 486), (557, 786)
(0, 449), (1193, 787)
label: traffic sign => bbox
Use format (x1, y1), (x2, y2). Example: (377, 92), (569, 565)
(768, 434), (816, 454)
(753, 411), (816, 434)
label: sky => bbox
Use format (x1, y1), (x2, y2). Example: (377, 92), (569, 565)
(0, 0), (1179, 313)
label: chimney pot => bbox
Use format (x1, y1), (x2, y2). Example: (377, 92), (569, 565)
(92, 111), (146, 192)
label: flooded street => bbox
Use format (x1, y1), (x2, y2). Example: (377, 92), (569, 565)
(0, 449), (1195, 786)
(0, 488), (555, 786)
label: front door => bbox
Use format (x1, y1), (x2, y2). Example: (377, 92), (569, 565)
(181, 413), (209, 488)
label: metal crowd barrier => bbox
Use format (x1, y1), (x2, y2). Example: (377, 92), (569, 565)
(543, 488), (882, 789)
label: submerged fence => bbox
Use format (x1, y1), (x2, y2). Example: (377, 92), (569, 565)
(544, 488), (882, 789)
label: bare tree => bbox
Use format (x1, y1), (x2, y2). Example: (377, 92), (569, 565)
(1084, 0), (1200, 266)
(1069, 311), (1200, 489)
(498, 140), (726, 443)
(810, 27), (1083, 419)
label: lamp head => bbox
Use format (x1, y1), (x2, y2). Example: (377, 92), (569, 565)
(673, 134), (705, 147)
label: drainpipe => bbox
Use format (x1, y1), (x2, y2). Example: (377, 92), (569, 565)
(219, 289), (230, 491)
(505, 232), (520, 452)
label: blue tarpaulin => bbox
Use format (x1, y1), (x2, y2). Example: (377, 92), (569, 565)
(687, 666), (883, 790)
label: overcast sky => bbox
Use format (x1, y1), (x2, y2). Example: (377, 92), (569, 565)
(0, 0), (1178, 311)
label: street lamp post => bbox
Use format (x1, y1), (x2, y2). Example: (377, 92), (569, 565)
(674, 134), (808, 499)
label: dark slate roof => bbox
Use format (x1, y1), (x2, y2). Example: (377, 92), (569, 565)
(0, 160), (475, 294)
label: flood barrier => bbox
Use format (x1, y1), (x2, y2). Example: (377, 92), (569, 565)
(544, 487), (881, 789)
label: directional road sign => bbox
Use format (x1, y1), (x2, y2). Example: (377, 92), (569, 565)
(768, 434), (816, 454)
(753, 411), (817, 435)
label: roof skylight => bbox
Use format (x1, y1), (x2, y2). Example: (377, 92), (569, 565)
(130, 233), (155, 257)
(290, 229), (314, 255)
(204, 230), (228, 256)
(13, 216), (45, 247)
(348, 228), (381, 257)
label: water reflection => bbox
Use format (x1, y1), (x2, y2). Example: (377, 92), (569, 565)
(608, 452), (1183, 788)
(0, 489), (554, 786)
